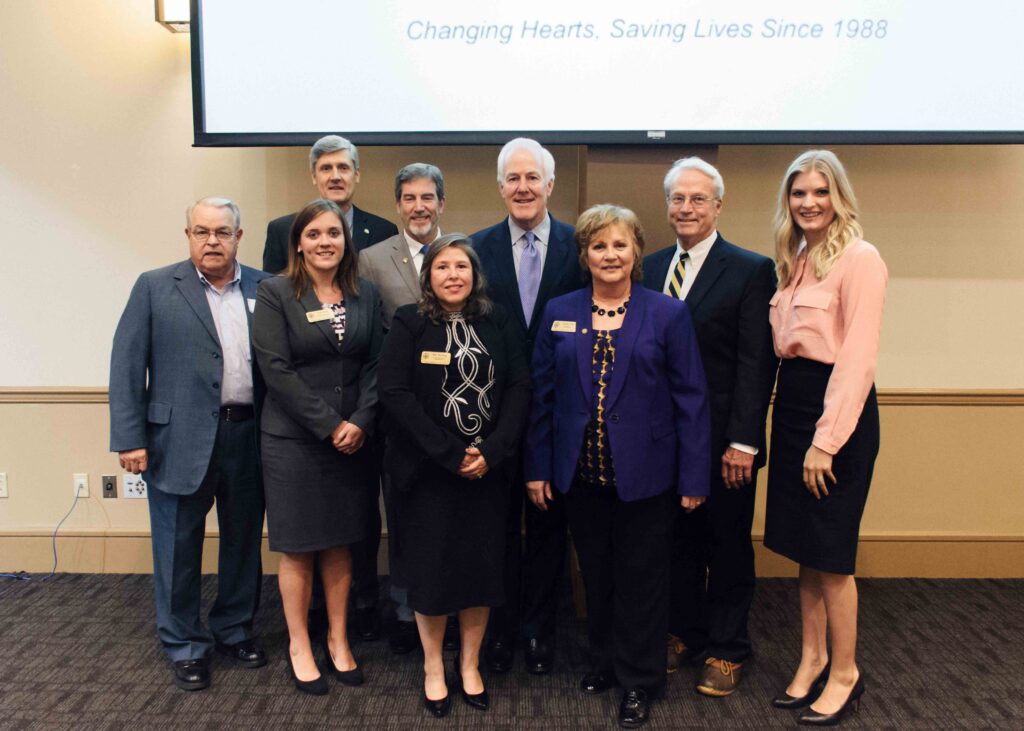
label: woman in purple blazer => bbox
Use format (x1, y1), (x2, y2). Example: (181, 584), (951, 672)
(524, 204), (710, 729)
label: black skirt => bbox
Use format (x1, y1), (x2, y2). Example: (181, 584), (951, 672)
(261, 432), (374, 553)
(764, 358), (879, 575)
(389, 461), (506, 616)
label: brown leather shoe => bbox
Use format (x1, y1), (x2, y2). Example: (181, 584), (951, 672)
(666, 635), (687, 674)
(696, 657), (743, 697)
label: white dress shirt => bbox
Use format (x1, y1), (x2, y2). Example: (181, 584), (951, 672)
(403, 228), (442, 274)
(509, 214), (551, 278)
(197, 263), (254, 406)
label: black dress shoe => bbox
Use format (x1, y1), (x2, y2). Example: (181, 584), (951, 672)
(618, 688), (651, 728)
(484, 637), (513, 672)
(580, 671), (618, 694)
(288, 656), (329, 696)
(172, 658), (210, 691)
(215, 639), (268, 669)
(352, 606), (381, 641)
(451, 652), (490, 711)
(772, 663), (831, 709)
(443, 616), (460, 651)
(320, 638), (365, 686)
(390, 620), (420, 655)
(798, 674), (865, 726)
(423, 691), (452, 718)
(524, 637), (553, 675)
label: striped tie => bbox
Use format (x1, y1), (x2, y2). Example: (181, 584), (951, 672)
(666, 252), (689, 299)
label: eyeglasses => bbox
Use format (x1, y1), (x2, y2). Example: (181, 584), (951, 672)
(190, 227), (236, 242)
(668, 194), (718, 208)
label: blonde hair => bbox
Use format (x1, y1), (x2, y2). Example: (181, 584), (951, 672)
(574, 204), (646, 282)
(773, 150), (863, 288)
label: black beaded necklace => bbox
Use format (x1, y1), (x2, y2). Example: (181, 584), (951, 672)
(591, 297), (630, 317)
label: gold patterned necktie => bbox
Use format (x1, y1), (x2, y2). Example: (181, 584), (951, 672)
(666, 251), (689, 299)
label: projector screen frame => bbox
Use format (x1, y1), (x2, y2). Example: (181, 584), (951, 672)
(188, 0), (1024, 148)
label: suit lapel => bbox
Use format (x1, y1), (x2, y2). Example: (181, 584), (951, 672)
(575, 290), (594, 406)
(351, 206), (370, 250)
(604, 285), (646, 412)
(388, 238), (421, 301)
(533, 217), (572, 325)
(299, 287), (343, 353)
(491, 221), (528, 331)
(685, 235), (727, 312)
(173, 261), (221, 347)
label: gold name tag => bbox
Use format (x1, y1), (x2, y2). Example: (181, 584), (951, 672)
(306, 309), (332, 323)
(421, 351), (452, 365)
(551, 320), (576, 333)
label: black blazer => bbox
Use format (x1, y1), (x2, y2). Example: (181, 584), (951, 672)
(262, 205), (398, 274)
(642, 234), (778, 467)
(378, 304), (532, 493)
(252, 275), (383, 440)
(471, 214), (584, 357)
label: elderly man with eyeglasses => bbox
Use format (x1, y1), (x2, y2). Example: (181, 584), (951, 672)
(642, 158), (778, 699)
(110, 197), (271, 691)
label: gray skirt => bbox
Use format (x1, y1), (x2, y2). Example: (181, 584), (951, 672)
(261, 431), (375, 553)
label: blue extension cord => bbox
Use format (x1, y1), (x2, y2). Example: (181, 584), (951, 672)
(0, 484), (85, 581)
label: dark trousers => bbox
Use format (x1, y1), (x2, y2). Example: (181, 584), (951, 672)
(668, 469), (757, 663)
(565, 484), (673, 695)
(488, 468), (568, 642)
(147, 417), (264, 662)
(349, 481), (381, 609)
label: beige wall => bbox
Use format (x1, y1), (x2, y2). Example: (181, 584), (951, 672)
(0, 1), (1022, 575)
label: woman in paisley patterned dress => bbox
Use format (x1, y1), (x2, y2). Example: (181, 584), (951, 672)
(378, 234), (532, 717)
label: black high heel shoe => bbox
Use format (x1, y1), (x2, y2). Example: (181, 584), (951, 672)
(797, 673), (866, 726)
(452, 652), (490, 711)
(423, 669), (452, 718)
(320, 637), (364, 686)
(288, 654), (329, 696)
(772, 663), (831, 709)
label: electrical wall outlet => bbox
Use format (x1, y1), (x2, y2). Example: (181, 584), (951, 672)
(73, 473), (89, 498)
(0, 472), (8, 498)
(102, 474), (117, 498)
(124, 474), (148, 499)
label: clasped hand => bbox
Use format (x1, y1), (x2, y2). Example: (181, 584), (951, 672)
(331, 421), (365, 454)
(459, 446), (488, 480)
(803, 444), (836, 499)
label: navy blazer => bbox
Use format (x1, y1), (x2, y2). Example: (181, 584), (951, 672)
(252, 276), (383, 441)
(642, 234), (777, 468)
(471, 214), (584, 356)
(524, 285), (710, 502)
(109, 260), (270, 495)
(262, 205), (398, 274)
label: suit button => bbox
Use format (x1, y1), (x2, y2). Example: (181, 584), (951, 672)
(609, 413), (620, 423)
(212, 382), (219, 389)
(334, 386), (342, 393)
(211, 411), (218, 418)
(212, 352), (220, 359)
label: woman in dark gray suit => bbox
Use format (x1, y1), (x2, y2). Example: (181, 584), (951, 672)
(253, 199), (383, 695)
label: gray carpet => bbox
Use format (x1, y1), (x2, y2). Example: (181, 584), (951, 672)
(0, 575), (1021, 729)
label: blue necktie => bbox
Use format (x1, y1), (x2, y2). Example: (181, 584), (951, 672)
(519, 231), (541, 326)
(420, 244), (430, 256)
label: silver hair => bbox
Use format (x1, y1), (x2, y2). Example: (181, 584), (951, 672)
(394, 163), (446, 202)
(186, 197), (241, 229)
(309, 134), (360, 173)
(496, 137), (555, 184)
(663, 157), (725, 200)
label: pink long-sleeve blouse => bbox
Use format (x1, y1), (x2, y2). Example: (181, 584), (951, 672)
(769, 239), (888, 455)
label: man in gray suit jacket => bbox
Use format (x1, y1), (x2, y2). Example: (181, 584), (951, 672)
(359, 163), (446, 654)
(109, 197), (270, 691)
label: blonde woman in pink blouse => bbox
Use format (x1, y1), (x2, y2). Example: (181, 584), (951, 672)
(764, 150), (887, 726)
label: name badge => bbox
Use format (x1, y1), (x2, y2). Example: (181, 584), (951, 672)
(306, 308), (332, 323)
(551, 320), (576, 333)
(421, 351), (452, 365)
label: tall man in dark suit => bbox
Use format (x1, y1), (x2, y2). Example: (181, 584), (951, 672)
(642, 158), (777, 697)
(263, 134), (397, 640)
(360, 162), (446, 654)
(262, 134), (397, 274)
(110, 197), (270, 691)
(471, 138), (583, 674)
